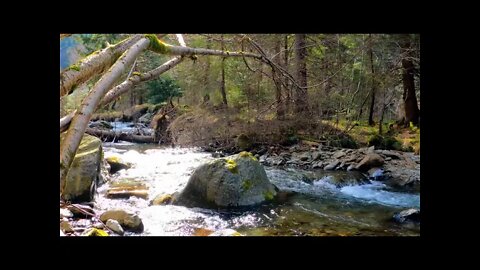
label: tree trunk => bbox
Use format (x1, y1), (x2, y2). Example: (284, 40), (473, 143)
(294, 34), (308, 114)
(284, 34), (290, 115)
(368, 34), (376, 126)
(400, 34), (420, 126)
(86, 128), (155, 144)
(60, 34), (143, 97)
(60, 38), (150, 197)
(274, 36), (285, 120)
(220, 35), (228, 107)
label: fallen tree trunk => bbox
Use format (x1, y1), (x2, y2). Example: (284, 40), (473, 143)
(86, 128), (155, 144)
(60, 34), (143, 97)
(60, 38), (151, 196)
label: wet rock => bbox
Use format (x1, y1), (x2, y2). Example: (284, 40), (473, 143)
(60, 208), (73, 218)
(93, 222), (105, 229)
(100, 210), (144, 233)
(150, 193), (173, 205)
(318, 171), (369, 187)
(61, 133), (103, 203)
(60, 221), (74, 233)
(105, 156), (131, 174)
(393, 209), (420, 224)
(332, 151), (346, 159)
(346, 164), (356, 171)
(106, 179), (149, 199)
(312, 151), (322, 161)
(324, 160), (340, 170)
(174, 151), (277, 208)
(368, 168), (385, 180)
(355, 153), (384, 171)
(377, 150), (403, 160)
(208, 229), (243, 236)
(106, 219), (124, 235)
(312, 161), (324, 169)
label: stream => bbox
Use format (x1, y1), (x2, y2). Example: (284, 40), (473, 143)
(94, 138), (420, 236)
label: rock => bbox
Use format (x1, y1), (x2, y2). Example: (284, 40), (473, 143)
(377, 150), (403, 160)
(208, 229), (243, 236)
(355, 153), (384, 171)
(367, 146), (375, 153)
(317, 171), (369, 187)
(368, 168), (384, 180)
(93, 222), (104, 229)
(150, 193), (173, 205)
(324, 160), (340, 170)
(60, 208), (73, 218)
(332, 151), (346, 159)
(60, 221), (74, 233)
(105, 156), (131, 174)
(346, 164), (356, 171)
(393, 209), (420, 224)
(60, 230), (65, 236)
(100, 210), (144, 233)
(236, 134), (252, 151)
(298, 152), (311, 161)
(259, 154), (267, 163)
(106, 179), (149, 199)
(312, 161), (323, 169)
(312, 151), (322, 161)
(106, 219), (124, 235)
(385, 157), (392, 161)
(61, 133), (103, 202)
(174, 151), (277, 208)
(266, 156), (284, 166)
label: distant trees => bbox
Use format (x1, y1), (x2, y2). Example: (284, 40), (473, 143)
(400, 34), (420, 126)
(294, 34), (309, 114)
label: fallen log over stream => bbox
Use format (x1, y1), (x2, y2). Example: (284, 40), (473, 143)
(86, 128), (156, 144)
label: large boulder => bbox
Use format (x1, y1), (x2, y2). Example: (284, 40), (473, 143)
(174, 151), (277, 208)
(61, 133), (103, 202)
(355, 153), (384, 171)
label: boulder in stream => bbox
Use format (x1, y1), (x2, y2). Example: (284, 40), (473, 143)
(61, 133), (103, 203)
(174, 151), (277, 208)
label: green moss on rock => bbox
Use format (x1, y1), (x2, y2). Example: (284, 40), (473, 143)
(224, 158), (238, 174)
(242, 180), (253, 191)
(263, 190), (274, 201)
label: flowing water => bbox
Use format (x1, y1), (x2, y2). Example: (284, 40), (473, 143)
(95, 140), (420, 236)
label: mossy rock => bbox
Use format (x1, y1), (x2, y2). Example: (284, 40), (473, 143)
(174, 152), (277, 208)
(105, 156), (131, 174)
(236, 133), (252, 151)
(368, 134), (402, 151)
(61, 133), (103, 203)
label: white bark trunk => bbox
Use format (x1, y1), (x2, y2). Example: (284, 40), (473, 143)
(60, 34), (143, 97)
(60, 38), (150, 195)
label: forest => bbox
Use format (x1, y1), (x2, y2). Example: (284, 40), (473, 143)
(60, 34), (420, 236)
